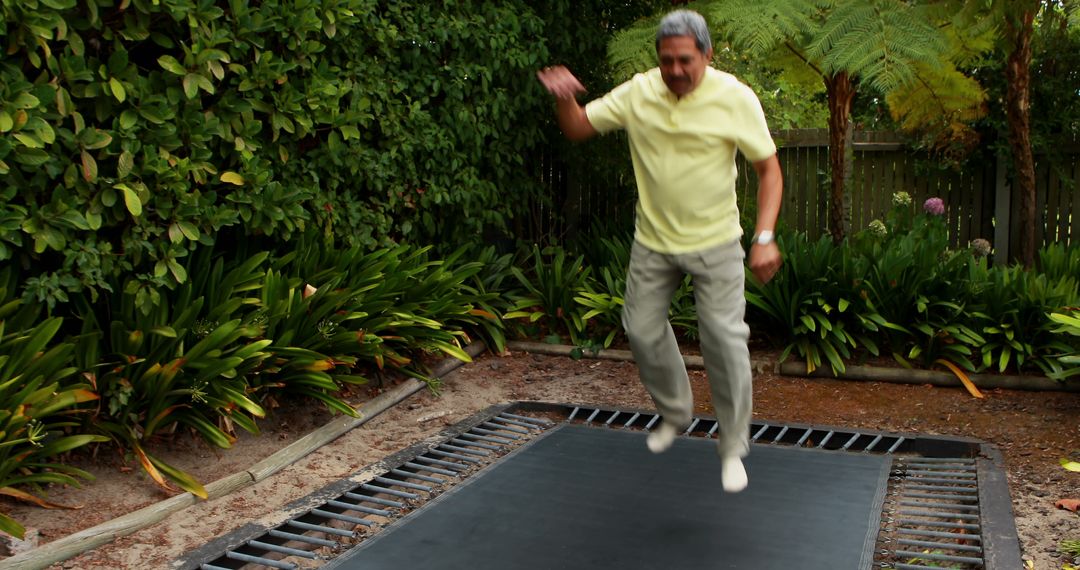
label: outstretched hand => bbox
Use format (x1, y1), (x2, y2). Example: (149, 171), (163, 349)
(536, 65), (586, 101)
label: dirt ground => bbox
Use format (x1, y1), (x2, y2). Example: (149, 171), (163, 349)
(2, 348), (1078, 569)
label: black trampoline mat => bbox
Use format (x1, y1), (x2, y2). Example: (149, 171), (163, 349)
(326, 423), (890, 570)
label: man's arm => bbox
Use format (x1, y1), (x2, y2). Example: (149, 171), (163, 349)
(749, 154), (783, 284)
(536, 66), (597, 142)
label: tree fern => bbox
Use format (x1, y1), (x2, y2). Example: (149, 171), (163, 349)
(607, 24), (660, 84)
(809, 1), (947, 92)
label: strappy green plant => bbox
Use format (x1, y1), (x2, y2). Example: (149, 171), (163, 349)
(505, 245), (592, 345)
(72, 251), (275, 498)
(0, 312), (107, 539)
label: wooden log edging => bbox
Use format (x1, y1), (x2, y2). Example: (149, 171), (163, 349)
(777, 361), (1080, 393)
(0, 341), (488, 570)
(507, 340), (1078, 393)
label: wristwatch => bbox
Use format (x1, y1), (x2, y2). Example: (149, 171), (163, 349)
(752, 230), (774, 246)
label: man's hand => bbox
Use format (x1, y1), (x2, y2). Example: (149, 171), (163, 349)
(536, 65), (586, 101)
(749, 242), (782, 284)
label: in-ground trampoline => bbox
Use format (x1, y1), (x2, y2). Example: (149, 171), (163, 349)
(182, 402), (1022, 570)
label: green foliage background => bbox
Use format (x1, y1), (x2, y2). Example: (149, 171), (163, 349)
(1, 0), (662, 311)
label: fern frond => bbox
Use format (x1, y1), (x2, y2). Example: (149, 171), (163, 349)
(703, 0), (823, 56)
(811, 0), (948, 93)
(607, 24), (661, 84)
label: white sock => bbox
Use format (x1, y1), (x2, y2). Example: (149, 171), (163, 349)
(721, 456), (748, 493)
(646, 422), (678, 454)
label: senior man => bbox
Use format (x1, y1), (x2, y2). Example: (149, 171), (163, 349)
(536, 9), (783, 493)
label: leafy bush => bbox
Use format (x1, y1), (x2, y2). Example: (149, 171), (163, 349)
(1, 0), (556, 309)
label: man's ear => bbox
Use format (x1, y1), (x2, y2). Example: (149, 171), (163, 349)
(704, 48), (714, 61)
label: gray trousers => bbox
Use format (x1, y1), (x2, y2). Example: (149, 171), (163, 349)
(622, 239), (752, 458)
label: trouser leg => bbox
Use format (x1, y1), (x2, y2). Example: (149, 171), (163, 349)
(682, 240), (753, 458)
(622, 241), (692, 428)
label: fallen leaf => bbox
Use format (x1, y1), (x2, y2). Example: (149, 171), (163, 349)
(1055, 498), (1080, 512)
(1061, 458), (1080, 472)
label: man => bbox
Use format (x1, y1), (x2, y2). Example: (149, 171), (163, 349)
(536, 9), (783, 493)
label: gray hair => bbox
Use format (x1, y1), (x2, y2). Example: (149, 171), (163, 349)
(656, 10), (712, 54)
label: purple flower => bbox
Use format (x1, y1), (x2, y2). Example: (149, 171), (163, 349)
(923, 197), (945, 216)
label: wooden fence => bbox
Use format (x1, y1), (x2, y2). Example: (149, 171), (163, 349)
(530, 129), (1080, 263)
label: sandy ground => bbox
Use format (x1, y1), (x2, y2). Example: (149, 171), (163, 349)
(0, 349), (1076, 569)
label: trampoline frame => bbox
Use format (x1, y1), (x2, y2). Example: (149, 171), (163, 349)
(179, 401), (1022, 570)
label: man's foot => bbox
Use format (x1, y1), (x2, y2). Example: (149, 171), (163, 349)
(646, 422), (679, 454)
(721, 456), (748, 493)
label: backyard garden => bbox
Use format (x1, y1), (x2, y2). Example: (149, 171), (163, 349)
(0, 0), (1079, 568)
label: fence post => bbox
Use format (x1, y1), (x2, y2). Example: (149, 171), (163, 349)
(993, 155), (1011, 265)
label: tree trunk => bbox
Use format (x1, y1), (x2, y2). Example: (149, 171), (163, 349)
(1004, 4), (1038, 267)
(825, 72), (856, 243)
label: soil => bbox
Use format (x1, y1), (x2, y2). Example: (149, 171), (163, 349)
(1, 348), (1078, 569)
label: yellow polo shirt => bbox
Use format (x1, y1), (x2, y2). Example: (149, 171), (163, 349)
(585, 67), (776, 254)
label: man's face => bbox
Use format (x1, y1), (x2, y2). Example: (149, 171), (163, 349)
(657, 35), (712, 97)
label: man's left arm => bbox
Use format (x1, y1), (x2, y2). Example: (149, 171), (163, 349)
(749, 154), (783, 284)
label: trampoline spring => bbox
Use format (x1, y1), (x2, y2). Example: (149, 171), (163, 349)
(897, 537), (983, 553)
(458, 432), (513, 446)
(605, 411), (621, 426)
(707, 422), (719, 437)
(568, 407), (581, 421)
(286, 520), (355, 537)
(907, 469), (976, 479)
(375, 475), (433, 492)
(499, 412), (552, 426)
(429, 449), (482, 463)
(905, 476), (978, 485)
(623, 412), (641, 427)
(841, 433), (861, 450)
(771, 426), (789, 443)
(481, 421), (530, 434)
(906, 463), (977, 471)
(268, 529), (338, 548)
(893, 549), (984, 566)
(343, 491), (404, 508)
(795, 428), (813, 446)
(405, 461), (458, 477)
(494, 416), (546, 430)
(414, 455), (470, 471)
(449, 438), (500, 451)
(311, 508), (374, 526)
(901, 492), (978, 503)
(894, 564), (959, 570)
(644, 415), (660, 430)
(247, 540), (319, 560)
(751, 424), (770, 441)
(585, 409), (602, 423)
(898, 509), (979, 521)
(863, 434), (884, 452)
(470, 427), (521, 441)
(817, 431), (835, 448)
(904, 484), (978, 494)
(685, 418), (700, 434)
(896, 519), (980, 531)
(897, 528), (982, 542)
(326, 499), (390, 516)
(899, 500), (979, 512)
(886, 437), (906, 453)
(200, 564), (232, 570)
(390, 468), (446, 484)
(225, 551), (297, 569)
(360, 483), (421, 499)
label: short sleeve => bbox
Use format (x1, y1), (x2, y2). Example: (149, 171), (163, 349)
(734, 84), (777, 162)
(584, 78), (634, 134)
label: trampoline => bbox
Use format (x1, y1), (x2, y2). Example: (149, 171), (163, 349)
(182, 402), (1022, 570)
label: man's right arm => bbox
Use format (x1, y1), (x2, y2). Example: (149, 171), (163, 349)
(536, 66), (597, 142)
